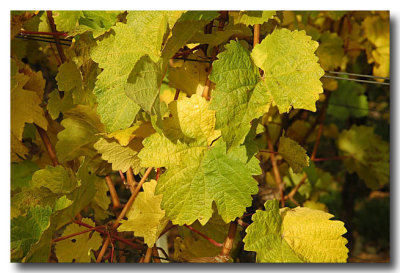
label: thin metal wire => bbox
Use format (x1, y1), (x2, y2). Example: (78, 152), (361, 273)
(19, 34), (73, 42)
(322, 75), (390, 86)
(15, 35), (72, 46)
(326, 71), (390, 81)
(173, 57), (212, 63)
(328, 102), (390, 114)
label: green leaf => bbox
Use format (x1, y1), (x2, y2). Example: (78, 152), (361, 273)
(125, 55), (167, 117)
(56, 105), (105, 162)
(91, 11), (170, 132)
(31, 165), (78, 194)
(243, 200), (348, 263)
(161, 11), (219, 60)
(231, 11), (276, 26)
(11, 160), (39, 190)
(24, 160), (98, 262)
(55, 218), (102, 262)
(94, 137), (141, 173)
(11, 206), (52, 262)
(210, 40), (271, 150)
(118, 180), (168, 247)
(278, 136), (310, 173)
(53, 11), (120, 38)
(338, 125), (389, 189)
(156, 140), (260, 225)
(251, 28), (324, 113)
(327, 79), (368, 120)
(11, 72), (48, 141)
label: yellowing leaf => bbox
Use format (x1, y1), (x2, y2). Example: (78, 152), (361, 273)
(278, 136), (310, 173)
(338, 125), (389, 189)
(280, 206), (348, 262)
(11, 132), (28, 162)
(91, 11), (170, 132)
(168, 51), (210, 96)
(47, 90), (74, 120)
(56, 105), (105, 163)
(55, 218), (102, 262)
(31, 165), (78, 194)
(316, 32), (345, 70)
(118, 180), (168, 247)
(230, 10), (276, 26)
(11, 72), (48, 141)
(251, 28), (324, 113)
(94, 137), (142, 173)
(244, 200), (348, 263)
(106, 121), (155, 146)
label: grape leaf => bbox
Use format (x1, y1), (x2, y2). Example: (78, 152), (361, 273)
(11, 160), (39, 190)
(316, 32), (345, 70)
(47, 90), (74, 120)
(23, 160), (97, 262)
(94, 137), (142, 173)
(91, 11), (170, 132)
(243, 200), (348, 263)
(118, 180), (168, 247)
(251, 28), (324, 113)
(278, 136), (310, 173)
(230, 11), (276, 26)
(168, 51), (210, 96)
(55, 218), (102, 262)
(338, 125), (389, 189)
(161, 11), (219, 60)
(327, 78), (368, 120)
(53, 11), (120, 38)
(31, 165), (78, 194)
(11, 206), (52, 262)
(156, 140), (260, 225)
(280, 205), (348, 262)
(362, 15), (390, 78)
(243, 200), (302, 263)
(11, 72), (48, 141)
(125, 55), (167, 117)
(11, 132), (29, 162)
(106, 121), (155, 146)
(210, 40), (271, 150)
(56, 105), (105, 162)
(91, 176), (111, 222)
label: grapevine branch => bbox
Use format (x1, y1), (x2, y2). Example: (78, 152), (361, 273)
(202, 11), (228, 100)
(152, 247), (161, 263)
(220, 221), (238, 257)
(34, 124), (59, 166)
(265, 129), (285, 207)
(143, 247), (153, 263)
(105, 175), (121, 209)
(52, 226), (105, 243)
(96, 167), (153, 262)
(46, 11), (66, 63)
(126, 167), (137, 193)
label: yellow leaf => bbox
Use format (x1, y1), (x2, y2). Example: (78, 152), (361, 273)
(118, 180), (168, 247)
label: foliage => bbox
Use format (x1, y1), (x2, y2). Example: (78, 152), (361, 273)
(10, 10), (390, 263)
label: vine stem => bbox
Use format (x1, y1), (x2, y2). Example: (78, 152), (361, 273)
(96, 167), (153, 262)
(34, 124), (59, 166)
(265, 129), (285, 207)
(52, 226), (105, 243)
(46, 11), (66, 63)
(184, 224), (223, 248)
(126, 167), (137, 193)
(313, 155), (351, 162)
(220, 221), (237, 257)
(202, 11), (228, 100)
(105, 175), (121, 209)
(143, 247), (153, 263)
(253, 24), (260, 47)
(152, 247), (161, 263)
